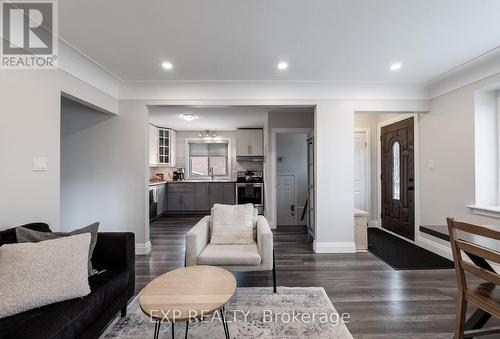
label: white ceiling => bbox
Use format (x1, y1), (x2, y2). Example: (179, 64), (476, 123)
(60, 0), (500, 82)
(149, 106), (269, 130)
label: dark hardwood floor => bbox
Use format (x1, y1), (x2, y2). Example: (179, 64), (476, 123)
(135, 215), (493, 338)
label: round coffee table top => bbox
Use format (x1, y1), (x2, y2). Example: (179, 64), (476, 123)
(139, 265), (237, 322)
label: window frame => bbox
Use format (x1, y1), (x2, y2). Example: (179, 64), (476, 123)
(185, 138), (231, 180)
(469, 88), (500, 218)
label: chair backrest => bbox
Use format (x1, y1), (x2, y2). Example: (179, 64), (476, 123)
(446, 218), (500, 291)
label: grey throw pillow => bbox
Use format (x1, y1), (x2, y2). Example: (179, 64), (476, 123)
(16, 222), (99, 276)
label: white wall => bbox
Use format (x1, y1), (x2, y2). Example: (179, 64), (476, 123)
(420, 72), (500, 227)
(314, 102), (355, 252)
(60, 98), (149, 247)
(0, 70), (118, 231)
(276, 133), (308, 225)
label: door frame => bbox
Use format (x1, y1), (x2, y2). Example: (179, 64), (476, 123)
(376, 113), (420, 244)
(271, 128), (313, 229)
(277, 172), (297, 226)
(354, 128), (371, 218)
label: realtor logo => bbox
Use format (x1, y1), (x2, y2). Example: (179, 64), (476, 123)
(1, 0), (58, 69)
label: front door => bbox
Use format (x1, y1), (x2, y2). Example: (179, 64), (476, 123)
(277, 175), (296, 225)
(381, 117), (415, 240)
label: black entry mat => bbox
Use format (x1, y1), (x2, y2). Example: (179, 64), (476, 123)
(368, 228), (454, 270)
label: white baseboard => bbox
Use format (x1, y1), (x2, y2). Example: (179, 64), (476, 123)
(368, 220), (379, 227)
(135, 241), (151, 255)
(313, 241), (356, 253)
(417, 236), (452, 261)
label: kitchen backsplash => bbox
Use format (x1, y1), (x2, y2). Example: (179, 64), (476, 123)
(150, 130), (263, 180)
(150, 167), (175, 181)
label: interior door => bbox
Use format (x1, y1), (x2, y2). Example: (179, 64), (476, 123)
(381, 117), (415, 240)
(277, 175), (296, 225)
(354, 131), (368, 211)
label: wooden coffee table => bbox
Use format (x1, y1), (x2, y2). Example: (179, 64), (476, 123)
(139, 265), (237, 339)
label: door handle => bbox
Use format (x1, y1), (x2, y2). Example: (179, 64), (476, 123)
(291, 205), (295, 212)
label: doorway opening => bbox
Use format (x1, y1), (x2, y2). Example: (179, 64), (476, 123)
(276, 133), (309, 227)
(60, 95), (114, 231)
(354, 112), (419, 243)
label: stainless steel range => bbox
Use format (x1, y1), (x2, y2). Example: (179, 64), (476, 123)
(236, 171), (264, 214)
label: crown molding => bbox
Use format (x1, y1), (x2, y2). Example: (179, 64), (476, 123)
(56, 35), (500, 102)
(429, 46), (500, 98)
(118, 81), (430, 101)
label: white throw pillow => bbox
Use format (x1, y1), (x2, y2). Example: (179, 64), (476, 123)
(210, 203), (255, 245)
(0, 233), (91, 319)
(210, 206), (258, 236)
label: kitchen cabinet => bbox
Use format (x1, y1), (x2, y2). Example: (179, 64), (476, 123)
(149, 124), (176, 167)
(167, 192), (182, 211)
(210, 183), (235, 206)
(157, 184), (167, 215)
(166, 182), (235, 212)
(167, 184), (196, 211)
(195, 183), (210, 210)
(149, 124), (159, 166)
(236, 129), (263, 156)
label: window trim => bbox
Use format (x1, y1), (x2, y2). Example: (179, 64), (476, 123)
(185, 138), (231, 180)
(471, 87), (500, 218)
(467, 205), (500, 219)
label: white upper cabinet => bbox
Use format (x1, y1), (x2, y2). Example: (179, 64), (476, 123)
(149, 124), (176, 167)
(149, 124), (159, 165)
(236, 129), (263, 156)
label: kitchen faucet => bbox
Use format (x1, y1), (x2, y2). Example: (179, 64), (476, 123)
(209, 167), (214, 180)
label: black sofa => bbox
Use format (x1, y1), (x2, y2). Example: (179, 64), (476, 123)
(0, 223), (135, 339)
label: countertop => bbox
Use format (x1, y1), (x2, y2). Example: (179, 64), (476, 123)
(149, 180), (236, 186)
(149, 181), (169, 186)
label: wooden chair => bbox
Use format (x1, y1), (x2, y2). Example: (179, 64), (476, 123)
(447, 218), (500, 338)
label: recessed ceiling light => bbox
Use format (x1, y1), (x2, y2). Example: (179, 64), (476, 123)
(390, 62), (402, 71)
(277, 61), (288, 70)
(162, 61), (173, 70)
(180, 113), (198, 121)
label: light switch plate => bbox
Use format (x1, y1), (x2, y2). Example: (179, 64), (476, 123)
(427, 160), (434, 170)
(33, 157), (48, 172)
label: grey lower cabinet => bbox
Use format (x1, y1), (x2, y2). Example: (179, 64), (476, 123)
(166, 182), (235, 213)
(157, 184), (167, 215)
(210, 183), (235, 206)
(195, 183), (210, 210)
(167, 184), (196, 211)
(167, 192), (182, 211)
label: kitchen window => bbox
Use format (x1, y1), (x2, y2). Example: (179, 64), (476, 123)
(188, 141), (229, 178)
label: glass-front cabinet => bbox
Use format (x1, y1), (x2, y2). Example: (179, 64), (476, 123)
(149, 124), (176, 167)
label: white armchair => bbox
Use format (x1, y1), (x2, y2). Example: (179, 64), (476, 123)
(185, 214), (276, 292)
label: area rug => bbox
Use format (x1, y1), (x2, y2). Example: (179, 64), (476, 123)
(368, 227), (454, 270)
(103, 287), (353, 338)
